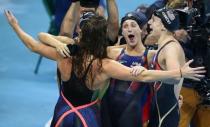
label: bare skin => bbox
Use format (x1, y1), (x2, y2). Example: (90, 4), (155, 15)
(147, 15), (189, 99)
(60, 0), (119, 43)
(4, 10), (205, 91)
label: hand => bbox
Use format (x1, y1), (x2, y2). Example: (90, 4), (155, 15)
(130, 66), (146, 77)
(174, 29), (190, 43)
(178, 95), (183, 108)
(56, 43), (70, 58)
(181, 59), (206, 81)
(4, 10), (19, 28)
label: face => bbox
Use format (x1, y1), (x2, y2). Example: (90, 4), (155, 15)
(145, 15), (163, 45)
(122, 19), (142, 47)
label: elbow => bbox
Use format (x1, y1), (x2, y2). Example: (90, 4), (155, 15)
(37, 32), (46, 42)
(30, 46), (37, 52)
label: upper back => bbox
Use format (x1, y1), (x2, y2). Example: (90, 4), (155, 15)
(57, 58), (110, 90)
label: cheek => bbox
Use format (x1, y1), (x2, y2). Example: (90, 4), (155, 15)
(134, 28), (141, 34)
(122, 29), (128, 36)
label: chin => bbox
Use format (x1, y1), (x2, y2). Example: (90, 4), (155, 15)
(128, 42), (138, 47)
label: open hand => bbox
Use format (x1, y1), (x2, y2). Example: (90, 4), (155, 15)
(56, 43), (70, 58)
(4, 10), (18, 28)
(181, 59), (206, 81)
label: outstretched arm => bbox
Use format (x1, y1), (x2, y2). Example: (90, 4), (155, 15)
(5, 10), (61, 61)
(38, 32), (76, 57)
(102, 59), (205, 83)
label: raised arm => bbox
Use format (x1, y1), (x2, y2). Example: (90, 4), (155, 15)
(59, 1), (80, 37)
(106, 0), (119, 44)
(102, 59), (205, 83)
(38, 32), (76, 57)
(4, 10), (61, 61)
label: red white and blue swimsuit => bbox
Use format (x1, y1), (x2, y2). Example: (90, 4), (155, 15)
(101, 48), (153, 127)
(148, 41), (180, 127)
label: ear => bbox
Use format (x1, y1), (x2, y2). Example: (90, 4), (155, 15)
(139, 28), (142, 33)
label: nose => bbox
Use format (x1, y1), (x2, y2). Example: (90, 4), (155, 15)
(127, 25), (132, 32)
(148, 19), (152, 25)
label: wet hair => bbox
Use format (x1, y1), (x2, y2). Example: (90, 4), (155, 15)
(72, 15), (108, 83)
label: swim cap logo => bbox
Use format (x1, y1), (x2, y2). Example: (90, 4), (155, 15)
(167, 11), (175, 21)
(128, 13), (133, 17)
(162, 12), (171, 24)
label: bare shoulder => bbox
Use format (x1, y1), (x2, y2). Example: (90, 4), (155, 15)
(163, 40), (185, 63)
(164, 40), (184, 54)
(90, 58), (112, 89)
(107, 47), (123, 59)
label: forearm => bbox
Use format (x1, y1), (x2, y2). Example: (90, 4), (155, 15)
(11, 25), (59, 60)
(138, 69), (181, 83)
(106, 0), (119, 42)
(59, 1), (80, 37)
(38, 32), (65, 47)
(12, 24), (41, 52)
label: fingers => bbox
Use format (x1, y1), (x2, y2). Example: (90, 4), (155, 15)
(4, 10), (12, 17)
(130, 67), (139, 76)
(4, 10), (10, 18)
(185, 59), (194, 66)
(193, 70), (206, 74)
(57, 48), (66, 58)
(192, 66), (205, 71)
(130, 66), (145, 76)
(188, 77), (201, 81)
(132, 68), (139, 76)
(130, 68), (135, 75)
(63, 49), (70, 57)
(64, 45), (70, 54)
(179, 95), (183, 100)
(59, 49), (66, 57)
(193, 74), (205, 78)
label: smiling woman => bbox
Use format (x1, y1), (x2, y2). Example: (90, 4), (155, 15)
(4, 7), (205, 127)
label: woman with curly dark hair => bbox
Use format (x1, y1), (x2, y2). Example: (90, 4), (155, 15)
(5, 10), (205, 127)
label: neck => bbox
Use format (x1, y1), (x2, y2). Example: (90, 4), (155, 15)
(125, 41), (146, 56)
(158, 30), (175, 49)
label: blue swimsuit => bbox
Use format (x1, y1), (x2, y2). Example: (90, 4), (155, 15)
(101, 49), (153, 127)
(51, 62), (101, 127)
(148, 41), (180, 127)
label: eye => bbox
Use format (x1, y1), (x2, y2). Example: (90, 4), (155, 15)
(123, 24), (128, 29)
(131, 23), (137, 27)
